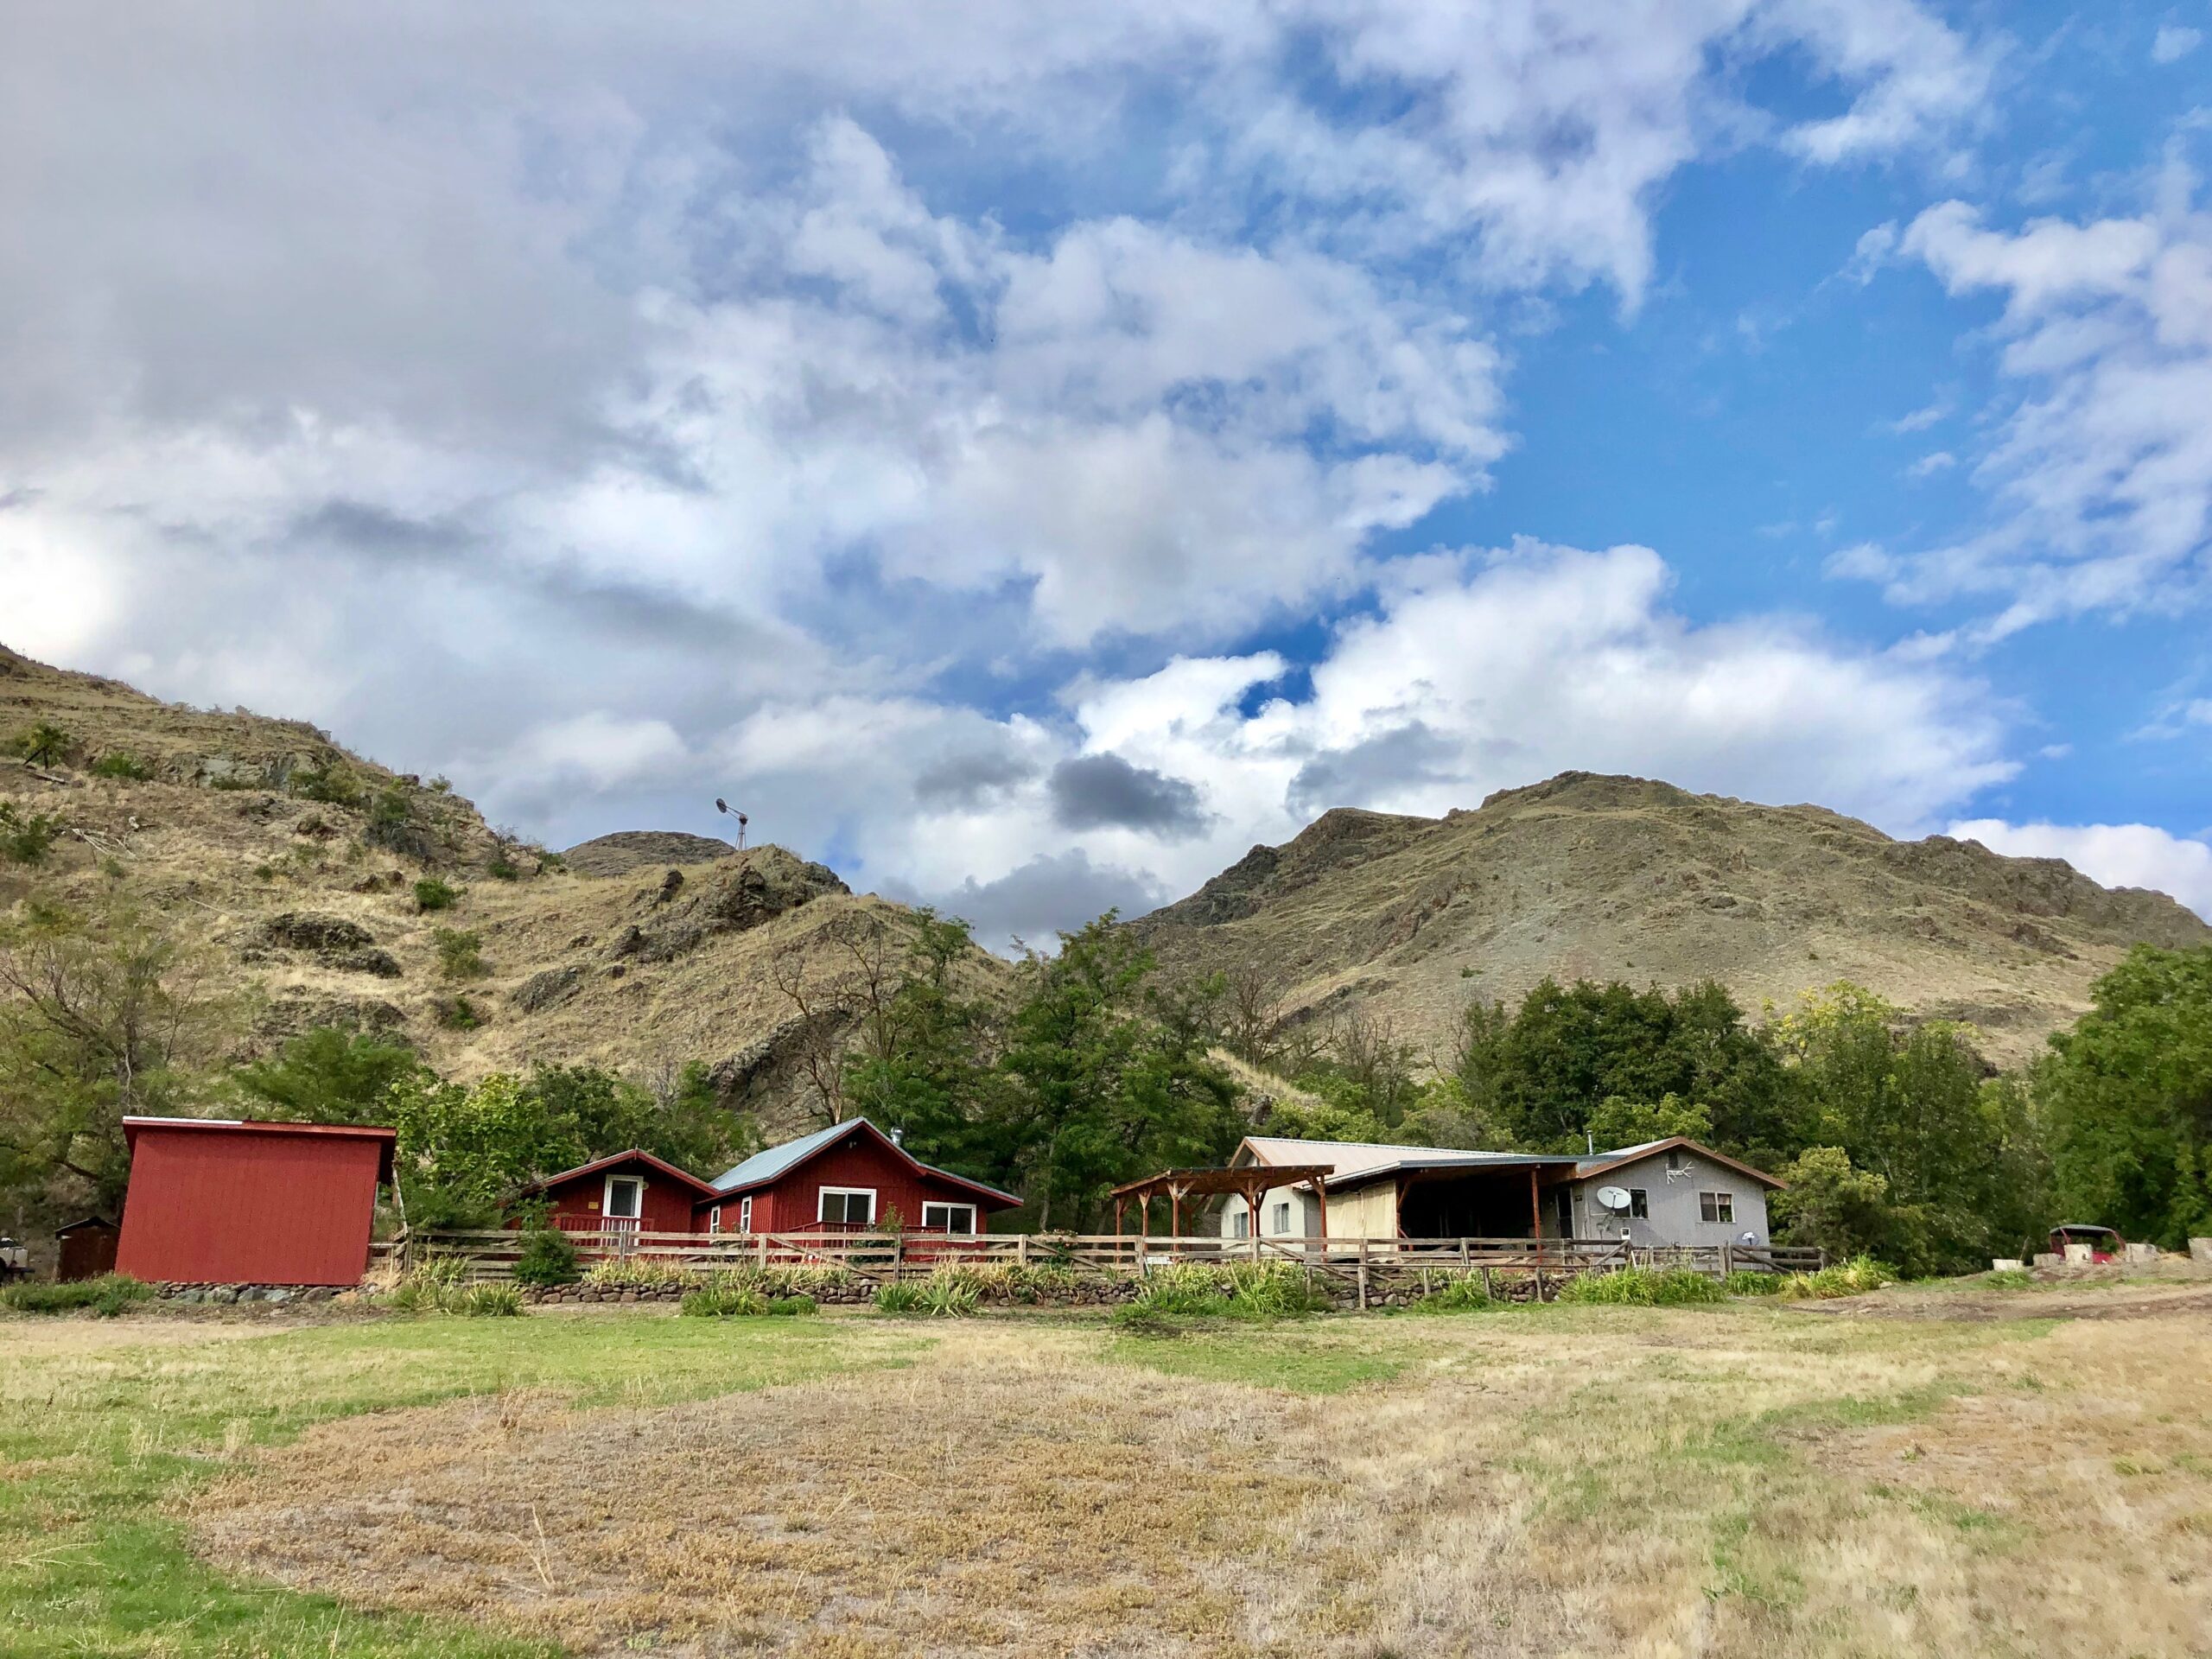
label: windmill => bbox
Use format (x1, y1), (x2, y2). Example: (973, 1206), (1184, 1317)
(715, 798), (748, 850)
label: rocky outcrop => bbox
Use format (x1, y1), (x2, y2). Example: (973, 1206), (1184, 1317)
(616, 847), (850, 964)
(563, 830), (735, 878)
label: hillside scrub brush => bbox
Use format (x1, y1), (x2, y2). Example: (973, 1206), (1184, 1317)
(413, 876), (459, 912)
(1558, 1267), (1725, 1306)
(89, 751), (154, 781)
(433, 928), (487, 979)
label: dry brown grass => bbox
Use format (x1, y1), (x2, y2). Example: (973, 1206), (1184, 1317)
(181, 1305), (2212, 1658)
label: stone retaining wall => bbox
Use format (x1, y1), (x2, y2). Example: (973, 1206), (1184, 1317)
(155, 1282), (344, 1305)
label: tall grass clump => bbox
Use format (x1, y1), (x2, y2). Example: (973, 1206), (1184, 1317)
(1777, 1255), (1897, 1300)
(1414, 1274), (1500, 1313)
(683, 1283), (768, 1317)
(1, 1274), (153, 1318)
(1117, 1262), (1328, 1327)
(582, 1256), (687, 1289)
(1558, 1266), (1726, 1306)
(1721, 1269), (1786, 1296)
(872, 1282), (928, 1314)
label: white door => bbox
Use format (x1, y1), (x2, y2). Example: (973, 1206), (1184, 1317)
(604, 1176), (644, 1253)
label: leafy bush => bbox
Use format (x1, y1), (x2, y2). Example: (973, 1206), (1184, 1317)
(433, 928), (487, 980)
(1721, 1269), (1786, 1296)
(458, 1284), (524, 1317)
(435, 995), (481, 1031)
(413, 876), (459, 912)
(486, 852), (522, 880)
(766, 1294), (817, 1316)
(1414, 1274), (1499, 1313)
(0, 802), (59, 866)
(1777, 1255), (1897, 1300)
(90, 751), (154, 781)
(1557, 1267), (1726, 1306)
(22, 721), (71, 766)
(683, 1283), (768, 1317)
(1, 1274), (152, 1317)
(370, 789), (411, 830)
(511, 1228), (581, 1287)
(292, 760), (365, 808)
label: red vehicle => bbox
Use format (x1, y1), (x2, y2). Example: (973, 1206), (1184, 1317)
(2049, 1224), (2124, 1263)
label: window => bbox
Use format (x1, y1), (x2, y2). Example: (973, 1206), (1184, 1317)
(1700, 1192), (1734, 1224)
(922, 1202), (977, 1233)
(1231, 1208), (1249, 1239)
(818, 1187), (876, 1226)
(1629, 1188), (1649, 1219)
(1270, 1201), (1292, 1236)
(708, 1205), (721, 1235)
(737, 1196), (753, 1234)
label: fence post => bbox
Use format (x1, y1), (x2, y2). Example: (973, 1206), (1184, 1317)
(1356, 1237), (1370, 1313)
(1018, 1233), (1030, 1269)
(893, 1230), (905, 1281)
(758, 1232), (768, 1268)
(1719, 1243), (1732, 1280)
(1534, 1249), (1547, 1303)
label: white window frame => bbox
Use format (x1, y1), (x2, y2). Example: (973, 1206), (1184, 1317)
(737, 1196), (753, 1234)
(602, 1173), (645, 1222)
(921, 1201), (977, 1233)
(1700, 1191), (1735, 1224)
(1231, 1205), (1249, 1239)
(817, 1186), (877, 1225)
(1270, 1200), (1292, 1236)
(1629, 1188), (1649, 1219)
(708, 1205), (722, 1236)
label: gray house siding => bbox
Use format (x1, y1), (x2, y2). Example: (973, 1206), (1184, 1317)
(1220, 1186), (1323, 1240)
(1563, 1147), (1771, 1248)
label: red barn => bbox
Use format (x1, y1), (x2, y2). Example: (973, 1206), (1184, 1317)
(116, 1117), (396, 1287)
(518, 1118), (1019, 1238)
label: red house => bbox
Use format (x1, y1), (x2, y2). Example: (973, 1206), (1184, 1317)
(517, 1118), (1020, 1238)
(116, 1117), (396, 1286)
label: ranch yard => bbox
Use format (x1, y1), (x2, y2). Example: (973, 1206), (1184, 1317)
(3, 1289), (2209, 1659)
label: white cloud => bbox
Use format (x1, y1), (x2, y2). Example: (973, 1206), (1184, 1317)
(1905, 450), (1957, 478)
(2152, 25), (2202, 64)
(1948, 819), (2212, 918)
(1848, 170), (2212, 635)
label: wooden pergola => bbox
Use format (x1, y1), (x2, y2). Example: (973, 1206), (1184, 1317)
(1109, 1164), (1334, 1247)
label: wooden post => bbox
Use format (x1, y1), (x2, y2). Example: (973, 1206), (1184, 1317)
(1719, 1242), (1732, 1281)
(1313, 1179), (1329, 1254)
(1480, 1264), (1492, 1300)
(1018, 1233), (1031, 1269)
(1249, 1179), (1263, 1262)
(1357, 1236), (1370, 1312)
(1170, 1185), (1182, 1255)
(893, 1230), (905, 1281)
(757, 1231), (768, 1268)
(1529, 1167), (1541, 1242)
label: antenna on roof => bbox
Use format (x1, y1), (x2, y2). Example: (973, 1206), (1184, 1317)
(714, 797), (749, 849)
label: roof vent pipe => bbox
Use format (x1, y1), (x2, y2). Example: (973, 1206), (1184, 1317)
(889, 1127), (905, 1147)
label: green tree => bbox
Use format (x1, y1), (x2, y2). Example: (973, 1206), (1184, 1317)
(22, 722), (70, 766)
(0, 900), (240, 1214)
(1770, 1147), (1899, 1262)
(2037, 945), (2212, 1249)
(236, 1027), (426, 1123)
(1581, 1092), (1713, 1153)
(991, 914), (1241, 1229)
(842, 909), (1002, 1181)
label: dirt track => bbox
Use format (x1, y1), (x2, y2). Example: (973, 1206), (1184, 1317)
(1788, 1281), (2212, 1322)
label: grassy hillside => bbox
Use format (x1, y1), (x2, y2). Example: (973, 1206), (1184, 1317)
(1135, 771), (2212, 1065)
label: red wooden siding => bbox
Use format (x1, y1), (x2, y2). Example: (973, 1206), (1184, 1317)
(718, 1133), (994, 1233)
(535, 1160), (699, 1235)
(116, 1122), (391, 1286)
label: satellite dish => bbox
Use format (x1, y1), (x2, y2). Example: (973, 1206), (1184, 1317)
(1595, 1185), (1632, 1213)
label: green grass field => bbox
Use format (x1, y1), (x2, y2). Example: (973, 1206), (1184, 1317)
(2, 1292), (2207, 1657)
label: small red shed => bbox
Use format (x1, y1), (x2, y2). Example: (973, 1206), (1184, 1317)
(54, 1216), (121, 1281)
(116, 1117), (397, 1287)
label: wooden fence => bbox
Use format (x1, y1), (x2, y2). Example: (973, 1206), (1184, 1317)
(391, 1228), (1824, 1287)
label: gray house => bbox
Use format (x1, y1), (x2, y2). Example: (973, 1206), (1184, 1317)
(1219, 1135), (1781, 1249)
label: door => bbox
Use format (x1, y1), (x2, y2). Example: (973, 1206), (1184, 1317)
(1553, 1187), (1574, 1240)
(604, 1176), (644, 1253)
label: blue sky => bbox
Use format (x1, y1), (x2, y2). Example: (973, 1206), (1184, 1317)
(3, 1), (2209, 943)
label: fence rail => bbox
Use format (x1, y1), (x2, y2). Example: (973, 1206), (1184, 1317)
(394, 1227), (1823, 1285)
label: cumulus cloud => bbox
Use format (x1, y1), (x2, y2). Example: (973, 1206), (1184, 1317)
(1048, 754), (1211, 839)
(1948, 819), (2212, 919)
(1850, 171), (2212, 636)
(2152, 25), (2202, 64)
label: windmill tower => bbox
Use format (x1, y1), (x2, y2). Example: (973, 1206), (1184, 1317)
(715, 798), (748, 849)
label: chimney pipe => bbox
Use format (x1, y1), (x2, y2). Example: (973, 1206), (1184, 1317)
(889, 1127), (905, 1148)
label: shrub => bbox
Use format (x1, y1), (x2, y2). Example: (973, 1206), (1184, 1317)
(1777, 1255), (1897, 1301)
(0, 802), (59, 866)
(1118, 1262), (1327, 1325)
(370, 789), (411, 830)
(511, 1228), (581, 1288)
(1558, 1267), (1726, 1306)
(766, 1294), (817, 1316)
(435, 995), (481, 1031)
(1415, 1274), (1499, 1313)
(915, 1274), (982, 1317)
(413, 876), (459, 912)
(22, 721), (71, 766)
(1, 1274), (152, 1317)
(90, 751), (154, 781)
(1982, 1267), (2034, 1290)
(1721, 1270), (1786, 1296)
(457, 1284), (523, 1317)
(683, 1283), (769, 1317)
(486, 850), (522, 881)
(433, 928), (487, 980)
(872, 1282), (929, 1314)
(292, 760), (366, 808)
